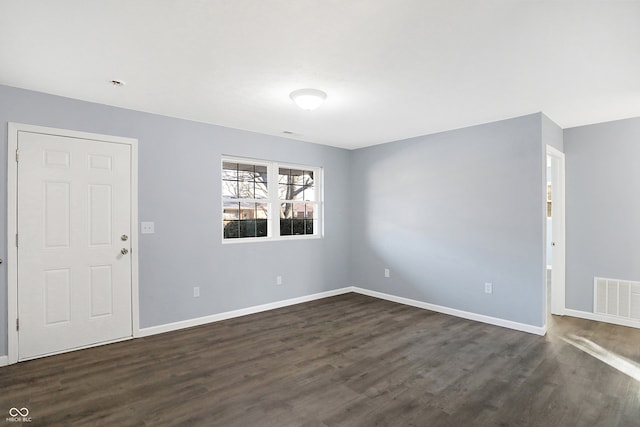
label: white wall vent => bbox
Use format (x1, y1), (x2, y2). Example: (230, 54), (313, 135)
(594, 277), (640, 321)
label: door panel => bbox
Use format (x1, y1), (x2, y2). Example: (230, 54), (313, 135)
(17, 131), (132, 360)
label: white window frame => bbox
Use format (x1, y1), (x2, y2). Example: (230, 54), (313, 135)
(221, 156), (323, 243)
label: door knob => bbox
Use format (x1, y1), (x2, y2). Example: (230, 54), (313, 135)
(121, 248), (129, 255)
(121, 234), (128, 241)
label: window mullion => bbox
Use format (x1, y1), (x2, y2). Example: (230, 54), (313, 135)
(270, 162), (280, 237)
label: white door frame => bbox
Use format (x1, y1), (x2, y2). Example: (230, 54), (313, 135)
(546, 145), (566, 317)
(7, 123), (140, 365)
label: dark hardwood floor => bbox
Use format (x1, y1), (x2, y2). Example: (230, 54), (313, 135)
(2, 292), (639, 426)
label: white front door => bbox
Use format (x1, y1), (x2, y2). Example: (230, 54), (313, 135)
(17, 130), (133, 360)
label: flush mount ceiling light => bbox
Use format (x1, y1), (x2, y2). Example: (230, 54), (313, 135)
(289, 88), (327, 111)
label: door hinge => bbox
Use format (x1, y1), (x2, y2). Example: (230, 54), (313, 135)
(16, 318), (19, 331)
(15, 149), (19, 162)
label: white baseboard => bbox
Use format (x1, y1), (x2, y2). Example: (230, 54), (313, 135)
(352, 287), (547, 336)
(137, 285), (546, 340)
(564, 308), (640, 329)
(137, 287), (353, 338)
(2, 285), (547, 366)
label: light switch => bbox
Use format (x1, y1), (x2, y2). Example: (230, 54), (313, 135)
(141, 221), (155, 234)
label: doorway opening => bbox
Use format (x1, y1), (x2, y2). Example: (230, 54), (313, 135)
(546, 145), (566, 324)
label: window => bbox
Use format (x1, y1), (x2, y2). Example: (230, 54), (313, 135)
(222, 161), (269, 238)
(222, 157), (322, 241)
(278, 167), (317, 236)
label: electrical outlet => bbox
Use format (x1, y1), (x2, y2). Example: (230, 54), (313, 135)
(384, 268), (391, 278)
(141, 221), (155, 234)
(193, 286), (200, 297)
(276, 275), (283, 285)
(484, 282), (493, 294)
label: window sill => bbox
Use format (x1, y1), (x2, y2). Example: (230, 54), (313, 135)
(221, 234), (323, 245)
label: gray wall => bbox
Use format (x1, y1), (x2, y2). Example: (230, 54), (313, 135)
(542, 113), (564, 153)
(350, 114), (547, 327)
(5, 78), (629, 358)
(564, 117), (640, 311)
(0, 84), (352, 356)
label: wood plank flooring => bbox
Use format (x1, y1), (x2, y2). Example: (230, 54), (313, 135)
(1, 293), (639, 426)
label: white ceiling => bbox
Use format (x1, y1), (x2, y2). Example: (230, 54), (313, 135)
(1, 1), (639, 149)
